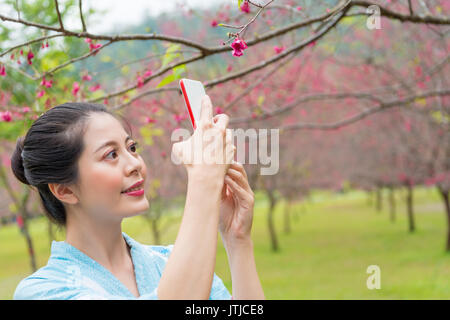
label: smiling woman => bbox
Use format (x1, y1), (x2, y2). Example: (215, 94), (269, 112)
(8, 102), (230, 299)
(9, 99), (264, 300)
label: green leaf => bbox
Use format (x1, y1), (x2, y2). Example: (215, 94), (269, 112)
(156, 64), (186, 88)
(161, 44), (182, 68)
(238, 0), (242, 10)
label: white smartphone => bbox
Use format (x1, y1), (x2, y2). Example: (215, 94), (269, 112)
(179, 78), (206, 130)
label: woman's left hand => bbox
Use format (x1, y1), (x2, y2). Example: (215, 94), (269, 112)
(219, 161), (255, 246)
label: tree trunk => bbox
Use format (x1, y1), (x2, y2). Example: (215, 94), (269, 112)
(437, 187), (450, 252)
(19, 212), (37, 272)
(375, 188), (382, 212)
(389, 187), (396, 223)
(406, 185), (415, 233)
(367, 190), (373, 207)
(267, 191), (279, 252)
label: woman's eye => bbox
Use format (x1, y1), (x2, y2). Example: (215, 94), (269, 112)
(105, 142), (138, 160)
(105, 150), (117, 160)
(129, 142), (138, 153)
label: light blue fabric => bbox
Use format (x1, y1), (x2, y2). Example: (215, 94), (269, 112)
(14, 232), (232, 300)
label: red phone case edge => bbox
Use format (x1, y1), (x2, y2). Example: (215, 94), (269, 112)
(179, 79), (197, 130)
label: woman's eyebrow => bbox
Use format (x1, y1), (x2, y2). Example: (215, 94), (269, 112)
(94, 135), (131, 153)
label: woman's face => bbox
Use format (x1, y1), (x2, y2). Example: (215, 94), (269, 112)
(73, 112), (149, 222)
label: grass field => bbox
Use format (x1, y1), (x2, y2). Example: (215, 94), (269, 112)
(0, 186), (449, 299)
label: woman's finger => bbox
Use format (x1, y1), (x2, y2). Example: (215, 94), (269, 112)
(224, 173), (253, 203)
(230, 161), (248, 180)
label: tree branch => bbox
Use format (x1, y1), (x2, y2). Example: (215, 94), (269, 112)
(278, 90), (450, 131)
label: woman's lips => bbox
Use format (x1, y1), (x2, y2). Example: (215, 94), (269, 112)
(121, 188), (144, 196)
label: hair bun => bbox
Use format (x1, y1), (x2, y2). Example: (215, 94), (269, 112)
(11, 136), (30, 185)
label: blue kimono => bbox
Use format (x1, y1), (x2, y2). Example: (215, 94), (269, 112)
(14, 232), (231, 300)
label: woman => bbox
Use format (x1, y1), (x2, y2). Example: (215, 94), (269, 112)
(11, 95), (265, 300)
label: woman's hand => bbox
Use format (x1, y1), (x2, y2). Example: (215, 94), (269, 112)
(219, 161), (255, 247)
(171, 95), (235, 184)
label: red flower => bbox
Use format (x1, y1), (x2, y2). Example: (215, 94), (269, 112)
(27, 50), (34, 65)
(230, 36), (248, 57)
(143, 69), (152, 78)
(274, 46), (285, 54)
(89, 84), (101, 92)
(137, 76), (144, 88)
(36, 90), (45, 98)
(145, 116), (156, 124)
(72, 82), (80, 96)
(241, 1), (250, 13)
(82, 74), (92, 81)
(40, 77), (53, 88)
(0, 111), (12, 122)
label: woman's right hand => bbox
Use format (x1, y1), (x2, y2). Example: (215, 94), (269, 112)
(172, 95), (236, 183)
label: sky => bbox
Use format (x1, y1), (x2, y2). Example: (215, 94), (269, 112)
(85, 0), (229, 32)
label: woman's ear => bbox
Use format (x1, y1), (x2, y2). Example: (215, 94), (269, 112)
(48, 183), (79, 205)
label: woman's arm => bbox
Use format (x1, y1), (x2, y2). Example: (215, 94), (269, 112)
(224, 239), (265, 300)
(157, 95), (234, 299)
(157, 172), (223, 299)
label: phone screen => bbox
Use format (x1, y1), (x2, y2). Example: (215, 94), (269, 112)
(179, 78), (206, 130)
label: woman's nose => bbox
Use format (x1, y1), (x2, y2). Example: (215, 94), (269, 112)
(124, 152), (142, 175)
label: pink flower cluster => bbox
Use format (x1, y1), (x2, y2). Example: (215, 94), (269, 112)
(85, 38), (102, 54)
(274, 46), (286, 54)
(0, 110), (12, 122)
(27, 50), (34, 65)
(230, 36), (248, 57)
(40, 77), (53, 88)
(241, 1), (250, 13)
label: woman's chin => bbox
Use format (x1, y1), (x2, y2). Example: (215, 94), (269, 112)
(121, 196), (149, 217)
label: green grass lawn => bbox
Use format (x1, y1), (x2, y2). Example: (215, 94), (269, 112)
(1, 186), (449, 299)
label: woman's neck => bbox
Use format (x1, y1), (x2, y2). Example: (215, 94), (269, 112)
(64, 210), (130, 273)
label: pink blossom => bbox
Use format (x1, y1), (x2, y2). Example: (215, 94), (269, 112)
(215, 106), (223, 114)
(296, 6), (302, 11)
(137, 76), (144, 88)
(226, 64), (233, 72)
(230, 37), (248, 57)
(10, 54), (14, 60)
(72, 82), (80, 96)
(36, 90), (45, 98)
(0, 111), (12, 122)
(21, 107), (31, 113)
(82, 74), (92, 81)
(241, 1), (250, 13)
(274, 46), (285, 54)
(16, 215), (24, 229)
(27, 50), (34, 65)
(151, 106), (159, 113)
(103, 98), (109, 105)
(40, 77), (53, 88)
(143, 69), (152, 78)
(84, 38), (92, 43)
(89, 84), (101, 92)
(173, 114), (184, 124)
(0, 65), (6, 77)
(211, 20), (218, 27)
(145, 116), (156, 124)
(161, 151), (167, 158)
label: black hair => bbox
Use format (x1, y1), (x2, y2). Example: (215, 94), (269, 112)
(10, 102), (132, 226)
